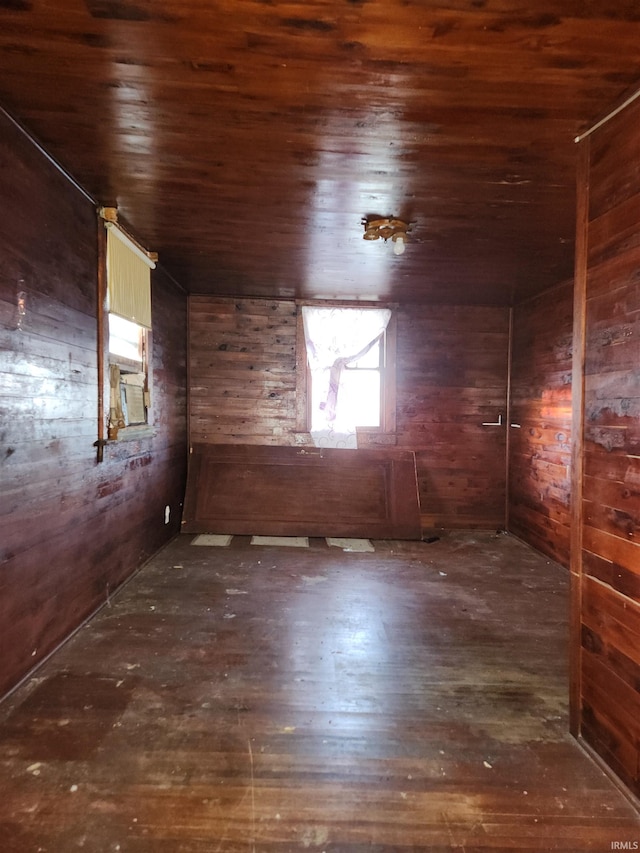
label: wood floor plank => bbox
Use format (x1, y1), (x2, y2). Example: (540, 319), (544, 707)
(0, 532), (638, 851)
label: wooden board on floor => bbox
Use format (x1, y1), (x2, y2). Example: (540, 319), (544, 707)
(182, 443), (421, 539)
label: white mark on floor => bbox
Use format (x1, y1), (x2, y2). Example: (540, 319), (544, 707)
(301, 825), (329, 848)
(192, 534), (233, 547)
(326, 538), (375, 553)
(251, 536), (309, 548)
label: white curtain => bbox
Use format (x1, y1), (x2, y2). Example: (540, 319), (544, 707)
(302, 306), (391, 448)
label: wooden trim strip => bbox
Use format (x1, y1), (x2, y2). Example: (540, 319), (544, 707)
(96, 214), (108, 462)
(570, 136), (590, 735)
(186, 293), (193, 453)
(505, 306), (513, 532)
(295, 307), (309, 433)
(0, 104), (95, 204)
(383, 312), (397, 434)
(574, 85), (640, 143)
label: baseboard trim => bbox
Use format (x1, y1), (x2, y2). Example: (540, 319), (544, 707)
(575, 734), (640, 815)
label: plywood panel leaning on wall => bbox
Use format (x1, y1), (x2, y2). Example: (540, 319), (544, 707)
(182, 444), (422, 540)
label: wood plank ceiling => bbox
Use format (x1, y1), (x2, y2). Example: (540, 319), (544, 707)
(1, 0), (640, 306)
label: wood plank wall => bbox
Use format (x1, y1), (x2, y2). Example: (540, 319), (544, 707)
(395, 306), (509, 529)
(508, 281), (573, 566)
(189, 297), (509, 530)
(0, 112), (188, 699)
(575, 95), (640, 797)
(189, 296), (298, 445)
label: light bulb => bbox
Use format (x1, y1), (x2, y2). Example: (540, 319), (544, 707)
(393, 235), (406, 255)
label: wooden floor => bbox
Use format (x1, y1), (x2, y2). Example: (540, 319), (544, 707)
(1, 532), (638, 852)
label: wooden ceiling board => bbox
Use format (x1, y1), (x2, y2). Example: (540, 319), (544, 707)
(1, 0), (640, 305)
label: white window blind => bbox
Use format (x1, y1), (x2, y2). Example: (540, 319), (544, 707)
(106, 224), (154, 329)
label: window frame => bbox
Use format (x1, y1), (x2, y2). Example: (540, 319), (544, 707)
(102, 219), (155, 441)
(108, 316), (151, 428)
(295, 301), (397, 441)
(108, 312), (146, 371)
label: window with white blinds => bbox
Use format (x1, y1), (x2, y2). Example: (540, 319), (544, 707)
(106, 224), (153, 329)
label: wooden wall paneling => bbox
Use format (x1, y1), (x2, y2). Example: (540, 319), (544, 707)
(583, 547), (640, 603)
(189, 296), (299, 446)
(577, 93), (640, 796)
(0, 113), (188, 699)
(581, 575), (640, 792)
(396, 306), (510, 530)
(188, 298), (511, 531)
(508, 279), (574, 567)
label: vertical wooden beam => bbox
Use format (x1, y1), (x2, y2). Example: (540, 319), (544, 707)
(569, 137), (590, 736)
(186, 293), (192, 453)
(295, 306), (309, 433)
(95, 214), (108, 463)
(383, 311), (397, 435)
(504, 306), (513, 532)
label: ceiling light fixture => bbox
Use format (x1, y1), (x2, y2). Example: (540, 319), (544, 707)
(362, 217), (411, 255)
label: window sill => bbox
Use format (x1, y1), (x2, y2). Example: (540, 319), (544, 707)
(355, 428), (397, 447)
(110, 425), (155, 442)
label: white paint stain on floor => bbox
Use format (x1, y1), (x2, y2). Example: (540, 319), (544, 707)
(191, 534), (233, 546)
(326, 537), (375, 552)
(250, 536), (309, 548)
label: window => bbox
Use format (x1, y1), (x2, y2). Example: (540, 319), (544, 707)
(104, 219), (155, 438)
(108, 313), (145, 367)
(108, 314), (149, 429)
(300, 305), (396, 447)
(340, 338), (383, 428)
